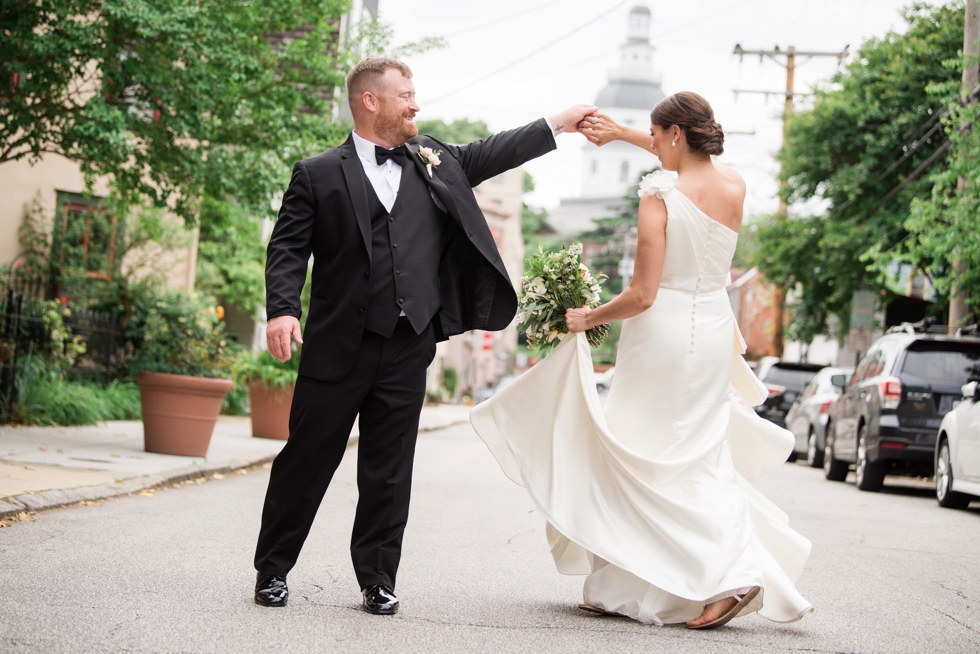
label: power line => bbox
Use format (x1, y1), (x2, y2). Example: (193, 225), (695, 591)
(861, 139), (952, 219)
(428, 0), (629, 104)
(441, 0), (568, 38)
(837, 84), (980, 215)
(653, 0), (765, 40)
(432, 0), (766, 101)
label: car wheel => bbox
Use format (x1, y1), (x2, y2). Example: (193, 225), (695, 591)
(855, 425), (886, 492)
(936, 440), (971, 509)
(807, 429), (824, 468)
(823, 431), (849, 482)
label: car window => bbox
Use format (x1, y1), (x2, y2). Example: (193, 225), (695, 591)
(901, 343), (980, 384)
(867, 350), (885, 378)
(850, 350), (876, 387)
(800, 376), (819, 399)
(878, 341), (901, 375)
(766, 367), (820, 388)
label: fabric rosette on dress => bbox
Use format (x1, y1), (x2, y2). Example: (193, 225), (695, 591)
(472, 170), (814, 626)
(636, 169), (677, 199)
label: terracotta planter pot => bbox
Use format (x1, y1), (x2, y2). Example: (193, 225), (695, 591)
(136, 371), (232, 457)
(248, 381), (294, 440)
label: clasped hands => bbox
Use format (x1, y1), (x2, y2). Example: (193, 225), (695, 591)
(547, 106), (621, 147)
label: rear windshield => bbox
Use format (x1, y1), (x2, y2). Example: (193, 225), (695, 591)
(766, 367), (820, 388)
(901, 342), (980, 384)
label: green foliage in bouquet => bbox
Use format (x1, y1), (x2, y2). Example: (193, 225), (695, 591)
(234, 349), (300, 391)
(126, 290), (230, 379)
(517, 242), (609, 356)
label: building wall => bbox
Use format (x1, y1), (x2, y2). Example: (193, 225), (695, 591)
(730, 267), (841, 365)
(581, 111), (656, 199)
(0, 153), (197, 293)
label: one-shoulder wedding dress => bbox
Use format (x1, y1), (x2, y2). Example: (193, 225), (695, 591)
(471, 171), (814, 625)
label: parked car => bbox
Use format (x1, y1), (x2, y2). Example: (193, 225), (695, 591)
(595, 367), (615, 393)
(824, 325), (980, 492)
(935, 374), (980, 509)
(473, 375), (519, 404)
(785, 366), (854, 468)
(754, 361), (826, 432)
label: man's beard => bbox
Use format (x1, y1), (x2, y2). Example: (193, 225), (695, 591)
(376, 102), (418, 146)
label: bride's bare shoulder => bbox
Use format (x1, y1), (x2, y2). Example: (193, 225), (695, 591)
(713, 163), (747, 199)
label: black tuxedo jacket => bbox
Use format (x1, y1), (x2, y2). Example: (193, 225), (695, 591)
(265, 118), (557, 382)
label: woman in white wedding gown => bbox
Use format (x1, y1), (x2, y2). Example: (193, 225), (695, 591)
(470, 92), (813, 629)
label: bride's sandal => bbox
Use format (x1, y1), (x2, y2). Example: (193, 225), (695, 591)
(578, 603), (626, 617)
(685, 586), (761, 630)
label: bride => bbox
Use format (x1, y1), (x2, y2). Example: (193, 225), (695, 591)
(471, 92), (813, 629)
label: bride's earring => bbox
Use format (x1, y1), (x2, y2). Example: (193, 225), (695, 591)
(671, 139), (676, 147)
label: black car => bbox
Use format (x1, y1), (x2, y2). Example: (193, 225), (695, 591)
(824, 326), (980, 492)
(754, 360), (826, 431)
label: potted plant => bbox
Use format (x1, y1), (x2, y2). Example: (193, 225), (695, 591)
(128, 291), (232, 457)
(235, 349), (299, 440)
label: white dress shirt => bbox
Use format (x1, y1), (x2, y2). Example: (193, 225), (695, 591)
(351, 130), (450, 213)
(352, 130), (402, 212)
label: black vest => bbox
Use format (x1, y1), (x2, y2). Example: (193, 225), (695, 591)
(363, 163), (447, 337)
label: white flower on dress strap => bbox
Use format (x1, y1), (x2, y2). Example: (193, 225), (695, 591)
(637, 170), (678, 199)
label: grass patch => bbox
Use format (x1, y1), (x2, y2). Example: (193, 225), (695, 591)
(9, 362), (141, 426)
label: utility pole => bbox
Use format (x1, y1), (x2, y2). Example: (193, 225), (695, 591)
(732, 44), (849, 357)
(951, 0), (980, 330)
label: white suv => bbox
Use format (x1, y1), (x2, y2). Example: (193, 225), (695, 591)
(935, 377), (980, 509)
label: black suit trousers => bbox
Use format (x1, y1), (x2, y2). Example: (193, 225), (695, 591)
(254, 317), (436, 590)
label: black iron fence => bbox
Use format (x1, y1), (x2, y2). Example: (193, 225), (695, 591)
(0, 289), (123, 423)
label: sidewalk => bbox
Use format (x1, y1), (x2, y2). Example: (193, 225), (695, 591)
(0, 404), (473, 519)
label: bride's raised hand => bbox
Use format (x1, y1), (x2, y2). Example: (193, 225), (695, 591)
(578, 112), (622, 146)
(565, 307), (592, 333)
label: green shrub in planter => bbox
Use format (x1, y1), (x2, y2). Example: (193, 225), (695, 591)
(127, 290), (230, 378)
(234, 349), (300, 390)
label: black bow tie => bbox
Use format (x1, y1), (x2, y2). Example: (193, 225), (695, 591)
(375, 145), (407, 167)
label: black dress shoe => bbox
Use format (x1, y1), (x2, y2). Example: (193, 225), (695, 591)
(255, 573), (288, 607)
(362, 584), (399, 614)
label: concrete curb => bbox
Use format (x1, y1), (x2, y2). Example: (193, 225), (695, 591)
(0, 413), (471, 520)
(0, 453), (278, 520)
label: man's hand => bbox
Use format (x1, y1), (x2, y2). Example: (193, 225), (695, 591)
(548, 104), (598, 137)
(267, 315), (303, 362)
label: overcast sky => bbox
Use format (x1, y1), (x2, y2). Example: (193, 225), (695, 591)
(378, 0), (921, 218)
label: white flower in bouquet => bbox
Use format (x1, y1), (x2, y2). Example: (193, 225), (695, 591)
(516, 242), (610, 356)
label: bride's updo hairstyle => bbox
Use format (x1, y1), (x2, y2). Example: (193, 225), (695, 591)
(651, 92), (724, 156)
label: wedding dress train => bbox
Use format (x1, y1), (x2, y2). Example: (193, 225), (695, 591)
(471, 171), (813, 625)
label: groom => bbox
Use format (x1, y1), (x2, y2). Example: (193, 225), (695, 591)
(254, 56), (596, 614)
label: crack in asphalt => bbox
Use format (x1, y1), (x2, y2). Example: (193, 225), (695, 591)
(938, 582), (972, 602)
(829, 550), (980, 642)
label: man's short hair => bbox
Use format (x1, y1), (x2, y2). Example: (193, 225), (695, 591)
(346, 57), (413, 109)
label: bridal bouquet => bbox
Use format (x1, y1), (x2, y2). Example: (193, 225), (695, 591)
(517, 242), (609, 356)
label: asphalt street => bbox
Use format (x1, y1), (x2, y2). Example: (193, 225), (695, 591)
(1, 421), (979, 653)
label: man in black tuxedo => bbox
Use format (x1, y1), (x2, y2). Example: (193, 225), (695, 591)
(254, 56), (596, 614)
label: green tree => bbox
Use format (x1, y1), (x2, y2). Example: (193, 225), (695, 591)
(888, 73), (980, 320)
(754, 1), (965, 342)
(577, 167), (657, 296)
(1, 0), (353, 222)
(415, 118), (491, 144)
(194, 198), (266, 316)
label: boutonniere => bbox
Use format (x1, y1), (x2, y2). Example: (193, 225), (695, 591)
(418, 146), (443, 179)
